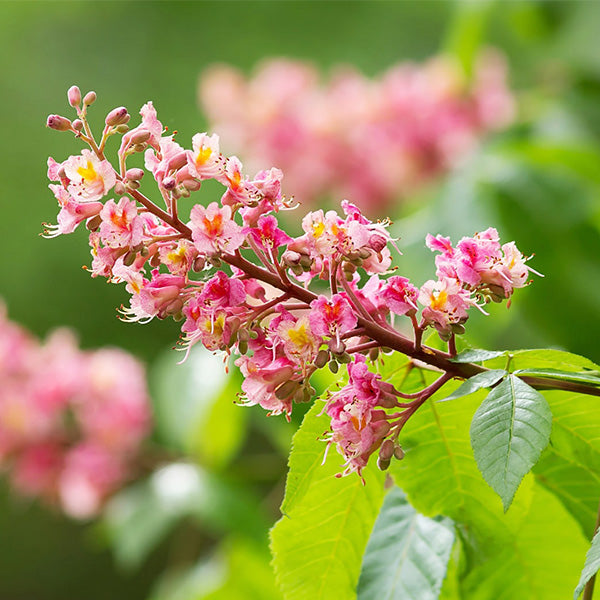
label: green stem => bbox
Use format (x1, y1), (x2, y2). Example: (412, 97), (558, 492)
(583, 498), (600, 600)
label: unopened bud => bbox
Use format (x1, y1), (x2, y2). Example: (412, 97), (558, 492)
(237, 329), (250, 343)
(46, 115), (72, 131)
(182, 179), (201, 192)
(314, 349), (329, 369)
(86, 215), (102, 231)
(337, 352), (352, 364)
(377, 456), (391, 471)
(162, 176), (176, 190)
(139, 245), (150, 257)
(369, 234), (388, 253)
(369, 347), (379, 361)
(248, 329), (259, 340)
(300, 385), (316, 404)
(133, 143), (146, 153)
(114, 181), (127, 196)
(83, 91), (97, 106)
(192, 256), (206, 272)
(72, 119), (84, 131)
(281, 250), (301, 267)
(166, 151), (188, 172)
(394, 445), (405, 460)
(105, 107), (130, 127)
(328, 360), (339, 374)
(208, 256), (222, 268)
(359, 248), (372, 260)
(275, 380), (301, 400)
(123, 251), (137, 267)
(67, 85), (81, 107)
(125, 168), (144, 181)
(238, 339), (248, 355)
(451, 323), (466, 335)
(379, 439), (395, 461)
(149, 253), (161, 267)
(126, 180), (140, 190)
(130, 129), (151, 144)
(116, 124), (130, 134)
(299, 255), (313, 270)
(328, 338), (346, 355)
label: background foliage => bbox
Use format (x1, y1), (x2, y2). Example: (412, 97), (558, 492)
(2, 1), (600, 598)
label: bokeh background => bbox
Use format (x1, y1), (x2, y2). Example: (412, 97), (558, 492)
(1, 1), (600, 598)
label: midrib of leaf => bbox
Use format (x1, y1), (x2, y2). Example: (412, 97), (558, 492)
(385, 515), (418, 600)
(503, 376), (517, 486)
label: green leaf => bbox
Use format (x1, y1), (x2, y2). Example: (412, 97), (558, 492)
(485, 348), (600, 373)
(470, 375), (552, 511)
(534, 450), (600, 538)
(514, 368), (600, 387)
(357, 487), (455, 600)
(271, 402), (386, 600)
(461, 482), (592, 600)
(104, 463), (268, 569)
(575, 529), (600, 599)
(451, 349), (507, 363)
(438, 370), (506, 403)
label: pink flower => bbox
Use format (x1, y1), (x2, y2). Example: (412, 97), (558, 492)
(62, 149), (116, 201)
(245, 215), (292, 253)
(187, 132), (222, 180)
(381, 276), (419, 316)
(189, 202), (244, 256)
(309, 294), (357, 338)
(99, 197), (145, 248)
(419, 278), (473, 336)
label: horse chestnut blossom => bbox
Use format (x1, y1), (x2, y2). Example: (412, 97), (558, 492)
(44, 86), (537, 479)
(0, 303), (151, 519)
(198, 53), (515, 215)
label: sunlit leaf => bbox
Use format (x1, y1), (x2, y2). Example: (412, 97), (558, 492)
(271, 402), (386, 600)
(357, 486), (455, 600)
(437, 370), (506, 403)
(451, 349), (507, 363)
(470, 375), (552, 511)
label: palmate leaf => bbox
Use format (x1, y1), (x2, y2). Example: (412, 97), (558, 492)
(270, 402), (385, 600)
(357, 487), (455, 600)
(470, 375), (552, 511)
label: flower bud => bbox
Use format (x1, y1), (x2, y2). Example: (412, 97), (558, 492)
(328, 360), (339, 374)
(130, 129), (151, 144)
(192, 256), (206, 272)
(377, 456), (391, 471)
(281, 250), (301, 267)
(67, 85), (81, 107)
(238, 339), (248, 355)
(368, 234), (388, 253)
(182, 179), (201, 192)
(46, 114), (72, 131)
(123, 250), (137, 267)
(394, 445), (405, 460)
(125, 168), (144, 181)
(248, 329), (259, 340)
(166, 151), (188, 172)
(116, 124), (130, 134)
(359, 248), (372, 260)
(162, 176), (176, 190)
(314, 349), (329, 369)
(328, 338), (346, 355)
(126, 180), (140, 190)
(72, 119), (84, 131)
(299, 385), (316, 404)
(114, 181), (127, 196)
(105, 107), (130, 127)
(275, 380), (301, 400)
(149, 253), (161, 267)
(451, 323), (466, 335)
(337, 352), (352, 364)
(379, 439), (395, 461)
(133, 143), (146, 153)
(83, 91), (97, 106)
(86, 215), (102, 232)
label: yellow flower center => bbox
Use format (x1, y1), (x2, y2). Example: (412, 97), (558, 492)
(430, 290), (448, 311)
(196, 146), (212, 166)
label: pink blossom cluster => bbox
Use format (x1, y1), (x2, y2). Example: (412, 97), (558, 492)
(198, 52), (515, 216)
(44, 87), (534, 479)
(0, 303), (151, 519)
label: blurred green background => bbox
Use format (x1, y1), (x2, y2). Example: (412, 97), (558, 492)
(2, 1), (600, 598)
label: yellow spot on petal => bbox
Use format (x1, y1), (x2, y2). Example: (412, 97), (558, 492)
(196, 146), (212, 166)
(312, 222), (325, 238)
(430, 290), (448, 311)
(77, 160), (99, 182)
